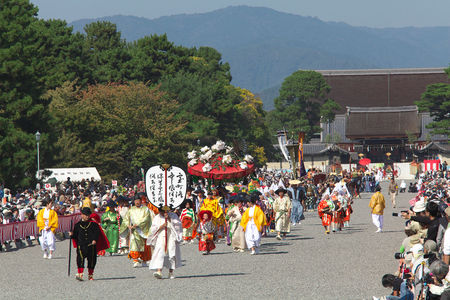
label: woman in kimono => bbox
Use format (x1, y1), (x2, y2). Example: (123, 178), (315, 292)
(226, 197), (246, 252)
(101, 202), (120, 255)
(180, 201), (196, 244)
(197, 210), (215, 255)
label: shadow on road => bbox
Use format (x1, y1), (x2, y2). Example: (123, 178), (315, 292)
(257, 251), (288, 255)
(209, 251), (232, 255)
(95, 276), (136, 281)
(260, 242), (290, 247)
(288, 237), (314, 241)
(176, 272), (246, 279)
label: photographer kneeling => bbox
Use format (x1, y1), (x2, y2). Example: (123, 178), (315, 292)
(377, 273), (414, 300)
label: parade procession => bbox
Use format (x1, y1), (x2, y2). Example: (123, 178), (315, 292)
(1, 0), (450, 299)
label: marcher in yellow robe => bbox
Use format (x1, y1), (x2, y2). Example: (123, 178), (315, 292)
(200, 191), (224, 227)
(120, 197), (154, 267)
(36, 200), (58, 259)
(241, 199), (267, 255)
(369, 185), (385, 233)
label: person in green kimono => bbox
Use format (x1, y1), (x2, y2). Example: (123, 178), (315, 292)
(101, 202), (120, 255)
(119, 196), (154, 268)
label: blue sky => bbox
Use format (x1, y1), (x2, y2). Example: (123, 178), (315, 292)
(31, 0), (450, 28)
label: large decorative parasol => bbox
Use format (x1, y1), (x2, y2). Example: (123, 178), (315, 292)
(187, 140), (256, 180)
(359, 158), (371, 166)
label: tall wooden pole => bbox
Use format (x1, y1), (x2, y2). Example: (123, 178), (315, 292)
(162, 164), (170, 253)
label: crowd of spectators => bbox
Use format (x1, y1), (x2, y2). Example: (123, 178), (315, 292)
(374, 168), (450, 300)
(0, 177), (139, 251)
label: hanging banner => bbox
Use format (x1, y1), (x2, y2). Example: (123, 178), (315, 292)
(277, 131), (290, 163)
(145, 165), (187, 209)
(298, 132), (307, 177)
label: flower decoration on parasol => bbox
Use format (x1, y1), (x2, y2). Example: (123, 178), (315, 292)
(359, 158), (371, 166)
(187, 140), (256, 180)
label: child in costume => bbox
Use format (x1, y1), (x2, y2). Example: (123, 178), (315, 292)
(70, 207), (109, 281)
(180, 201), (196, 244)
(330, 192), (344, 232)
(343, 197), (353, 228)
(197, 210), (215, 255)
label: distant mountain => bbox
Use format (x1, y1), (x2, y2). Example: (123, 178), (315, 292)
(70, 6), (450, 109)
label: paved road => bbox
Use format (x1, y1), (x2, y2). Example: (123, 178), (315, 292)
(1, 181), (413, 299)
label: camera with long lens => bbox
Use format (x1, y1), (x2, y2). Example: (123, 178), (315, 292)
(394, 251), (411, 259)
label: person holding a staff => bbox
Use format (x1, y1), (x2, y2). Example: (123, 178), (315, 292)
(148, 208), (182, 279)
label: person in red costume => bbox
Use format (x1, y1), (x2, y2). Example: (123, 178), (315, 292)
(70, 207), (110, 281)
(317, 195), (334, 234)
(197, 210), (215, 255)
(89, 212), (108, 256)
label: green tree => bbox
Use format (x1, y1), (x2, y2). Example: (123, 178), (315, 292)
(158, 47), (238, 142)
(83, 21), (130, 83)
(416, 67), (450, 136)
(268, 70), (340, 140)
(233, 87), (273, 163)
(0, 0), (82, 188)
(126, 34), (191, 83)
(47, 81), (190, 181)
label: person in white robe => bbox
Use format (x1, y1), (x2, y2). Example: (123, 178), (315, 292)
(241, 197), (267, 255)
(148, 209), (183, 279)
(244, 205), (260, 254)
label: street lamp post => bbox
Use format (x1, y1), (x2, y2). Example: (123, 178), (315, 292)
(35, 131), (41, 179)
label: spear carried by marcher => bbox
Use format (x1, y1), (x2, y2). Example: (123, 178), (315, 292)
(68, 219), (73, 277)
(162, 164), (171, 254)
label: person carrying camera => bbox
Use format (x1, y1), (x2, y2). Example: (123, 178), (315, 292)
(378, 273), (413, 300)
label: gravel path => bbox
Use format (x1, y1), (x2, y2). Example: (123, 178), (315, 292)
(1, 181), (413, 299)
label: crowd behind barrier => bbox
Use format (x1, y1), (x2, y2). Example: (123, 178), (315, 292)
(0, 213), (82, 243)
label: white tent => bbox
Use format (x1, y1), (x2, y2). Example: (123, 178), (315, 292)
(43, 167), (101, 182)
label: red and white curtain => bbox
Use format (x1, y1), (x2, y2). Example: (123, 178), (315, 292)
(423, 160), (440, 171)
